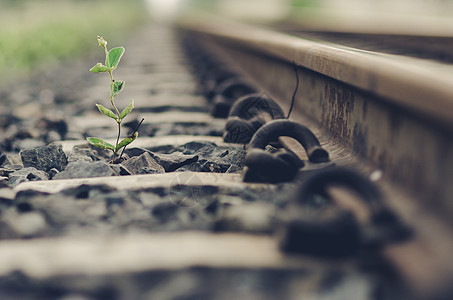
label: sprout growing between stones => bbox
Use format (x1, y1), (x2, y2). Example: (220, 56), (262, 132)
(87, 35), (137, 162)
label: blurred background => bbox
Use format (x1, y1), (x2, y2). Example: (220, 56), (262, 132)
(1, 0), (453, 80)
(0, 0), (147, 80)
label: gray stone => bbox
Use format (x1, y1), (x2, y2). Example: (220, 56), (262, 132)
(65, 131), (84, 141)
(137, 167), (164, 174)
(44, 130), (62, 143)
(9, 167), (50, 186)
(5, 211), (48, 237)
(13, 101), (43, 119)
(214, 202), (275, 234)
(151, 202), (178, 222)
(20, 143), (68, 172)
(121, 152), (164, 175)
(58, 294), (92, 300)
(36, 114), (68, 140)
(175, 146), (246, 173)
(4, 154), (23, 167)
(0, 220), (17, 239)
(0, 188), (14, 206)
(177, 141), (217, 154)
(125, 147), (198, 172)
(73, 144), (111, 161)
(68, 145), (98, 162)
(109, 164), (132, 176)
(13, 190), (112, 230)
(226, 164), (241, 173)
(68, 150), (93, 163)
(154, 152), (198, 172)
(174, 162), (203, 172)
(175, 145), (246, 173)
(48, 168), (60, 179)
(0, 177), (9, 188)
(0, 149), (6, 166)
(0, 167), (16, 177)
(60, 184), (116, 199)
(12, 138), (46, 151)
(53, 161), (118, 179)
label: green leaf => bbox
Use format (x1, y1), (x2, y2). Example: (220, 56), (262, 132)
(112, 80), (125, 97)
(106, 47), (125, 70)
(86, 137), (115, 151)
(89, 62), (112, 73)
(96, 104), (118, 121)
(116, 132), (138, 151)
(119, 99), (134, 120)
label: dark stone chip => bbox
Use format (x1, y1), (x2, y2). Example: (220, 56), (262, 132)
(53, 161), (117, 179)
(9, 167), (50, 186)
(120, 152), (164, 175)
(20, 143), (68, 172)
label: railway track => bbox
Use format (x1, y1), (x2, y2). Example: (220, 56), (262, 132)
(273, 22), (453, 64)
(0, 16), (452, 300)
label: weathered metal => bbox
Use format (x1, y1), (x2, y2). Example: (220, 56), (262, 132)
(210, 78), (257, 117)
(179, 18), (453, 217)
(223, 93), (285, 143)
(248, 119), (329, 163)
(280, 167), (413, 258)
(178, 17), (453, 298)
(242, 119), (328, 183)
(243, 148), (303, 183)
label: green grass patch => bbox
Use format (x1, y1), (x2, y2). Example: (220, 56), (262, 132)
(0, 0), (147, 79)
(291, 0), (319, 8)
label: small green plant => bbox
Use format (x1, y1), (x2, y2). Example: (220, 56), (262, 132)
(86, 36), (136, 162)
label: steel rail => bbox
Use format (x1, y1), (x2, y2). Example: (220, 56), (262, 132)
(180, 16), (453, 127)
(278, 29), (453, 64)
(178, 15), (453, 214)
(178, 16), (453, 299)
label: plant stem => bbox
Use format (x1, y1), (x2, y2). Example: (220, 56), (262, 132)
(119, 118), (144, 160)
(107, 70), (122, 161)
(114, 121), (121, 157)
(108, 71), (121, 116)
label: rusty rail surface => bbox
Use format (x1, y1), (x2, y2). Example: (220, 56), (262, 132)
(178, 16), (453, 299)
(179, 15), (453, 212)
